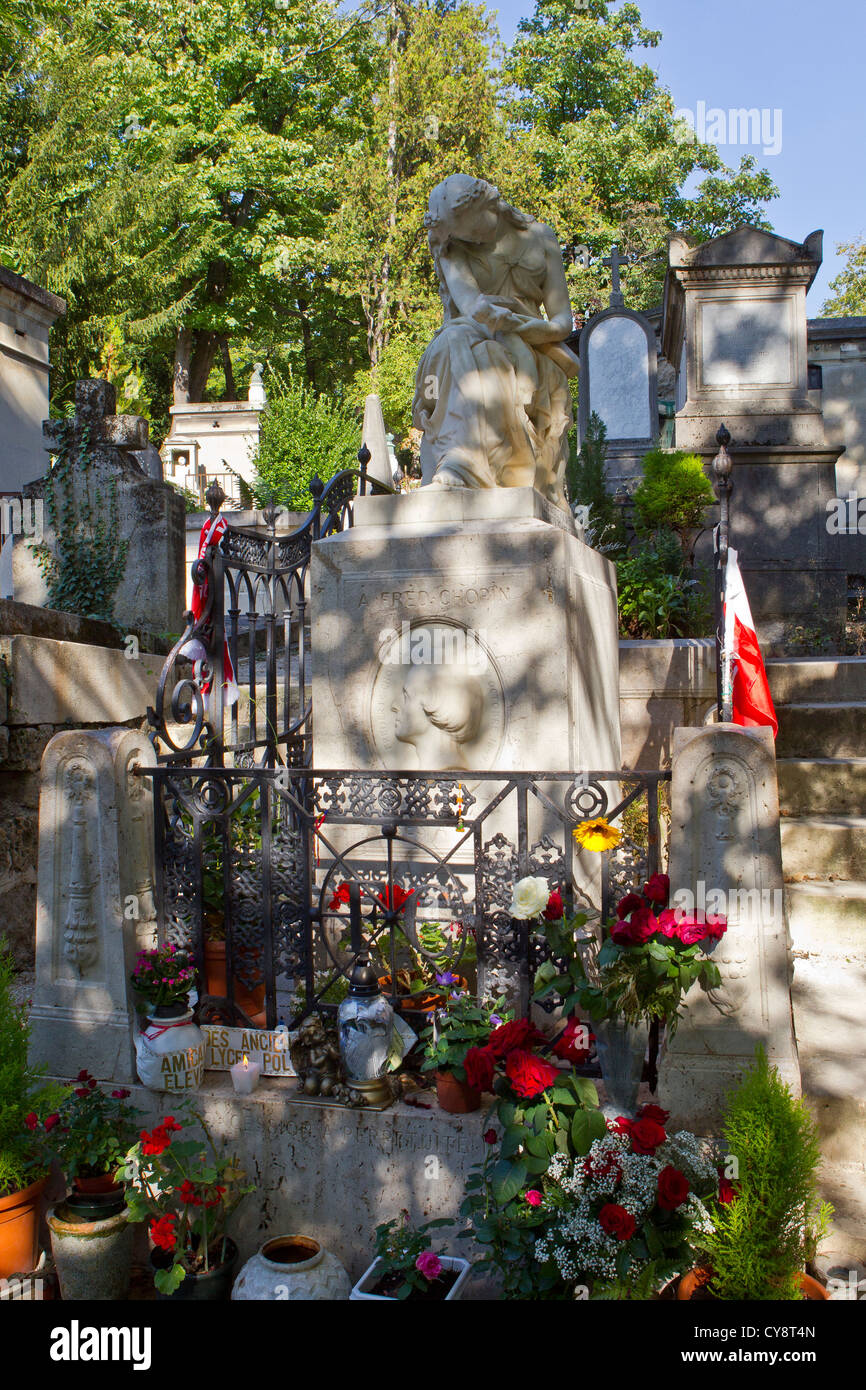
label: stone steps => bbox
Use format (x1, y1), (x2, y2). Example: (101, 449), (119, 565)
(767, 655), (866, 703)
(786, 879), (866, 940)
(780, 815), (866, 879)
(775, 701), (866, 758)
(777, 758), (866, 816)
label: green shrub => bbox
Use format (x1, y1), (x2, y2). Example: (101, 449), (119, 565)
(0, 941), (68, 1196)
(616, 528), (711, 638)
(633, 448), (715, 540)
(566, 412), (626, 553)
(250, 368), (360, 510)
(701, 1047), (832, 1301)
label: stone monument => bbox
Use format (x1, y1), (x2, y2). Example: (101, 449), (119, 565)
(578, 245), (659, 489)
(12, 379), (186, 636)
(658, 723), (800, 1131)
(361, 393), (396, 489)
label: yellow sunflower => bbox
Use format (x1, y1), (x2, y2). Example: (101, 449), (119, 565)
(573, 817), (621, 852)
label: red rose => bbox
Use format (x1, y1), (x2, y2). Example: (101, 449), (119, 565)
(504, 1050), (560, 1099)
(638, 1103), (670, 1125)
(552, 1017), (593, 1064)
(111, 1089), (131, 1099)
(676, 915), (709, 946)
(525, 1189), (542, 1207)
(704, 914), (727, 941)
(610, 917), (638, 946)
(483, 1128), (497, 1145)
(608, 1115), (633, 1136)
(486, 1019), (544, 1058)
(643, 873), (670, 904)
(616, 892), (643, 920)
(24, 1112), (38, 1130)
(87, 1077), (97, 1089)
(718, 1175), (738, 1205)
(44, 1113), (60, 1132)
(76, 1069), (90, 1083)
(598, 1203), (636, 1241)
(583, 1151), (622, 1184)
(657, 909), (680, 938)
(463, 1046), (495, 1093)
(74, 1088), (90, 1099)
(629, 906), (659, 943)
(630, 1117), (667, 1155)
(543, 888), (564, 921)
(149, 1214), (177, 1251)
(657, 1164), (691, 1210)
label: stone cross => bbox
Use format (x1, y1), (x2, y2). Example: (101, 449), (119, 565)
(602, 244), (625, 308)
(43, 379), (149, 460)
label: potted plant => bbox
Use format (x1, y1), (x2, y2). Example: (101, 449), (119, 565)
(131, 944), (206, 1092)
(679, 1047), (833, 1301)
(419, 993), (510, 1113)
(119, 1111), (253, 1299)
(0, 941), (66, 1280)
(200, 807), (266, 1026)
(351, 1212), (469, 1301)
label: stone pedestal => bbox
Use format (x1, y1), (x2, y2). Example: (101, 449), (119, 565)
(658, 724), (800, 1131)
(29, 728), (158, 1083)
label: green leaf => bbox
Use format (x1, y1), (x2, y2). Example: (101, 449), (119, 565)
(573, 1077), (600, 1109)
(490, 1158), (528, 1206)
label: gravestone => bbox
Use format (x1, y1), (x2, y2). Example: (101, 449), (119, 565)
(658, 723), (800, 1131)
(28, 727), (158, 1083)
(361, 393), (395, 488)
(12, 379), (185, 635)
(578, 246), (659, 489)
(661, 227), (845, 645)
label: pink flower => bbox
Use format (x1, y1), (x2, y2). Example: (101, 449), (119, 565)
(657, 908), (680, 938)
(525, 1189), (542, 1207)
(415, 1251), (442, 1281)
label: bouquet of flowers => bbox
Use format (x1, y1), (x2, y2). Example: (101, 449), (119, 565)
(119, 1112), (252, 1295)
(532, 1106), (722, 1298)
(130, 943), (197, 1012)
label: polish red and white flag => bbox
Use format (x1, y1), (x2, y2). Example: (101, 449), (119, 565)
(723, 547), (777, 737)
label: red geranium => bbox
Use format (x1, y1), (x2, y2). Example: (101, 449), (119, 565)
(178, 1180), (202, 1207)
(486, 1018), (544, 1058)
(598, 1203), (636, 1241)
(657, 1165), (691, 1211)
(643, 873), (670, 904)
(140, 1122), (178, 1157)
(204, 1185), (226, 1209)
(552, 1017), (594, 1064)
(149, 1214), (177, 1251)
(543, 889), (564, 921)
(630, 1117), (667, 1155)
(328, 881), (351, 910)
(463, 1046), (495, 1093)
(377, 884), (414, 912)
(504, 1050), (560, 1099)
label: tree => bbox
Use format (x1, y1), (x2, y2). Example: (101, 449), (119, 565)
(823, 238), (866, 316)
(250, 368), (360, 510)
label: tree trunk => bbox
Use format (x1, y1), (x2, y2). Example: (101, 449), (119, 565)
(219, 335), (236, 400)
(297, 298), (317, 388)
(173, 327), (192, 405)
(188, 332), (219, 403)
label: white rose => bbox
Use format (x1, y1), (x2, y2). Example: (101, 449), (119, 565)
(510, 875), (551, 920)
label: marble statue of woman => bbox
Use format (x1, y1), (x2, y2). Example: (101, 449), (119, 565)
(412, 174), (578, 508)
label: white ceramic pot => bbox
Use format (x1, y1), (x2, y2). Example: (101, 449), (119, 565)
(350, 1255), (471, 1301)
(47, 1204), (133, 1301)
(135, 1005), (206, 1092)
(231, 1235), (351, 1300)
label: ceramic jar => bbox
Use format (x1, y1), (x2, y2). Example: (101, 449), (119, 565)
(135, 1004), (206, 1092)
(231, 1235), (351, 1301)
(48, 1204), (133, 1301)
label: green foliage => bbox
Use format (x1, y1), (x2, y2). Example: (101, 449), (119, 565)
(823, 237), (866, 316)
(250, 367), (360, 510)
(0, 939), (66, 1196)
(30, 421), (129, 625)
(701, 1048), (830, 1301)
(616, 528), (711, 638)
(632, 448), (715, 538)
(567, 411), (625, 550)
(420, 995), (509, 1082)
(43, 1072), (141, 1182)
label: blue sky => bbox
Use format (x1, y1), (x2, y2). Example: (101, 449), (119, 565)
(492, 0), (866, 309)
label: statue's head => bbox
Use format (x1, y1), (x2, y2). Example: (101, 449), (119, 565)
(393, 663), (484, 751)
(424, 174), (501, 254)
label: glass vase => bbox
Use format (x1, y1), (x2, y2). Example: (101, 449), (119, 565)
(592, 1017), (646, 1119)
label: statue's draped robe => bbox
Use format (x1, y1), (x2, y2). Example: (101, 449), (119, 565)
(412, 233), (573, 507)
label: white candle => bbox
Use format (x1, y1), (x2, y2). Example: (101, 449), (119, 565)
(230, 1053), (261, 1095)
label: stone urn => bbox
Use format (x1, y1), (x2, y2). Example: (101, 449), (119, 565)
(231, 1235), (351, 1301)
(135, 1003), (206, 1092)
(47, 1203), (133, 1300)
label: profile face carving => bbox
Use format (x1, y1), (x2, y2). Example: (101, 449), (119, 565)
(392, 664), (484, 771)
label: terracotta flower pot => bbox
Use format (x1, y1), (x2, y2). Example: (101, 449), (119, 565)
(677, 1266), (829, 1301)
(73, 1174), (122, 1195)
(0, 1176), (47, 1280)
(377, 975), (469, 1016)
(204, 940), (266, 1026)
(67, 1176), (126, 1223)
(435, 1071), (481, 1114)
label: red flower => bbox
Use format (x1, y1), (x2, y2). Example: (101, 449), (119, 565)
(44, 1113), (60, 1132)
(140, 1125), (172, 1156)
(676, 914), (709, 946)
(610, 917), (638, 946)
(376, 884), (414, 912)
(552, 1017), (593, 1064)
(74, 1088), (90, 1099)
(657, 1165), (691, 1210)
(543, 889), (564, 921)
(637, 1103), (670, 1125)
(87, 1077), (98, 1089)
(76, 1069), (91, 1083)
(583, 1151), (622, 1184)
(149, 1214), (177, 1252)
(599, 1203), (636, 1241)
(718, 1175), (739, 1205)
(482, 1128), (497, 1145)
(204, 1185), (226, 1209)
(24, 1112), (38, 1130)
(162, 1117), (182, 1133)
(657, 909), (680, 938)
(616, 892), (643, 920)
(630, 1117), (667, 1155)
(627, 906), (659, 943)
(643, 873), (670, 905)
(504, 1050), (560, 1099)
(111, 1089), (131, 1099)
(608, 1115), (633, 1136)
(178, 1180), (202, 1206)
(704, 914), (727, 941)
(328, 881), (351, 910)
(486, 1019), (544, 1058)
(525, 1189), (542, 1207)
(463, 1046), (495, 1093)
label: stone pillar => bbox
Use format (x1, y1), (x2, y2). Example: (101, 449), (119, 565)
(658, 724), (800, 1131)
(361, 394), (395, 489)
(29, 728), (158, 1083)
